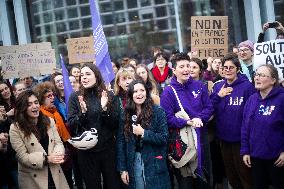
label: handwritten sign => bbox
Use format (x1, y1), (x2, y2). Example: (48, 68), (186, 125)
(1, 49), (56, 79)
(191, 16), (228, 59)
(254, 39), (284, 80)
(0, 42), (51, 55)
(67, 36), (96, 64)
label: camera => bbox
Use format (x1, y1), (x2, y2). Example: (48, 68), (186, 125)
(268, 22), (279, 28)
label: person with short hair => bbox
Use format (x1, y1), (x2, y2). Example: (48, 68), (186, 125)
(238, 40), (254, 80)
(210, 53), (255, 189)
(161, 52), (214, 188)
(13, 81), (27, 98)
(241, 64), (284, 189)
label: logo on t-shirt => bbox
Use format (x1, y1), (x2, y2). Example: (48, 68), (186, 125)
(192, 90), (201, 98)
(228, 96), (244, 106)
(258, 104), (275, 115)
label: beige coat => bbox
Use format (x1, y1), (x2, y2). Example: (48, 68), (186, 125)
(9, 118), (69, 189)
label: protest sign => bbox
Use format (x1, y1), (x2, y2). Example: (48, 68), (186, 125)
(254, 39), (284, 80)
(66, 36), (96, 64)
(1, 46), (56, 79)
(0, 42), (51, 55)
(191, 16), (228, 59)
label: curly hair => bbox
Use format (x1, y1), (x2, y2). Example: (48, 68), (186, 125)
(171, 52), (190, 68)
(33, 81), (55, 105)
(14, 90), (50, 140)
(124, 80), (153, 138)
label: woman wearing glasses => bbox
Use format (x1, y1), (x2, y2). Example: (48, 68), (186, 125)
(210, 53), (255, 189)
(241, 64), (284, 189)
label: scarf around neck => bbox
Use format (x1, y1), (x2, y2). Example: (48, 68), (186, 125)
(40, 105), (70, 142)
(152, 65), (169, 83)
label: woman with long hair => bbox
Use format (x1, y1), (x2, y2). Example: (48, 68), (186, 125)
(68, 63), (122, 189)
(33, 81), (73, 188)
(151, 52), (173, 93)
(116, 79), (170, 189)
(136, 64), (160, 104)
(9, 90), (69, 189)
(241, 65), (284, 189)
(114, 68), (135, 108)
(0, 81), (16, 118)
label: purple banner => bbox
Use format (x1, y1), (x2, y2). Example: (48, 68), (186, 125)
(89, 0), (114, 84)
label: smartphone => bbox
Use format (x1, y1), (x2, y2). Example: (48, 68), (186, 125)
(268, 22), (279, 28)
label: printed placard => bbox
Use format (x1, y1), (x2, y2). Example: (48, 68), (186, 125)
(191, 16), (228, 59)
(67, 36), (96, 64)
(254, 39), (284, 80)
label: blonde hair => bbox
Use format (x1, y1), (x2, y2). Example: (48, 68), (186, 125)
(114, 68), (135, 95)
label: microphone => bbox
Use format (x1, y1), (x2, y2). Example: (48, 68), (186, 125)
(132, 115), (137, 127)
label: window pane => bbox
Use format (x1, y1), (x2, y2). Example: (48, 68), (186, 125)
(36, 27), (41, 36)
(42, 0), (51, 11)
(69, 20), (80, 30)
(66, 0), (76, 6)
(117, 25), (127, 35)
(79, 0), (89, 4)
(128, 11), (139, 21)
(34, 16), (40, 25)
(68, 8), (78, 18)
(115, 1), (124, 10)
(54, 0), (63, 8)
(57, 23), (66, 32)
(127, 0), (137, 9)
(116, 13), (125, 23)
(100, 2), (112, 13)
(142, 13), (153, 19)
(141, 0), (151, 7)
(43, 12), (52, 23)
(55, 10), (65, 20)
(82, 18), (92, 28)
(154, 0), (165, 4)
(80, 6), (90, 16)
(102, 15), (113, 25)
(32, 3), (39, 13)
(157, 19), (168, 30)
(156, 6), (167, 17)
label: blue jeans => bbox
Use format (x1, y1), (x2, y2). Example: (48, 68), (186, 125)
(134, 152), (145, 189)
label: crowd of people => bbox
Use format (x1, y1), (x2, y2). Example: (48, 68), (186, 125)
(0, 21), (284, 189)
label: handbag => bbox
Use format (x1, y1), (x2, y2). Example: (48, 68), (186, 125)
(168, 86), (197, 169)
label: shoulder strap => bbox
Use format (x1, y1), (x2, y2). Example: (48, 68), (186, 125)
(170, 85), (185, 112)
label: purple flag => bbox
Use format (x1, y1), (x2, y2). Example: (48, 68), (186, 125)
(90, 0), (115, 84)
(60, 54), (73, 113)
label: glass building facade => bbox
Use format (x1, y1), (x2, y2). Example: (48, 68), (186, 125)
(0, 0), (283, 65)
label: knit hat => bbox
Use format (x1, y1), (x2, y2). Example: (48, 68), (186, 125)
(238, 40), (254, 52)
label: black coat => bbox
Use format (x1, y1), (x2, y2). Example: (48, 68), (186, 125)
(68, 91), (121, 152)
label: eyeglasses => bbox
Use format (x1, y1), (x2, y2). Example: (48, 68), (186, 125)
(45, 93), (55, 99)
(239, 48), (251, 53)
(223, 66), (236, 71)
(254, 73), (271, 78)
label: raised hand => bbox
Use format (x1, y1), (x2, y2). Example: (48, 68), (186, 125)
(101, 90), (108, 111)
(218, 84), (233, 97)
(78, 95), (87, 113)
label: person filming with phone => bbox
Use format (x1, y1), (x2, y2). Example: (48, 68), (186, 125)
(257, 21), (284, 43)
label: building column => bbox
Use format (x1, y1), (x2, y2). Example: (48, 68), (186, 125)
(243, 0), (262, 42)
(13, 0), (31, 44)
(0, 0), (15, 45)
(259, 0), (276, 41)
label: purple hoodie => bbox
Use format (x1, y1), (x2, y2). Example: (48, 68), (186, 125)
(241, 87), (284, 159)
(210, 74), (255, 142)
(160, 76), (213, 128)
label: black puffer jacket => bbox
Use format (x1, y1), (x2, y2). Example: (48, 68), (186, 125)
(68, 90), (122, 152)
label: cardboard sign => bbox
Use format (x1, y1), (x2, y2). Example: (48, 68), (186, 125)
(0, 42), (51, 55)
(254, 39), (284, 80)
(191, 16), (228, 59)
(1, 49), (56, 79)
(67, 36), (96, 64)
